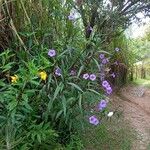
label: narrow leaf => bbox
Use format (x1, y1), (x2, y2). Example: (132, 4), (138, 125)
(67, 82), (83, 92)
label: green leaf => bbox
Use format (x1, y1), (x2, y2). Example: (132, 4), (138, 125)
(78, 94), (82, 111)
(37, 134), (42, 143)
(22, 101), (33, 111)
(0, 80), (6, 87)
(97, 50), (111, 55)
(48, 95), (53, 111)
(62, 96), (67, 117)
(30, 80), (39, 86)
(8, 100), (18, 111)
(53, 82), (64, 100)
(57, 49), (69, 58)
(56, 110), (63, 120)
(67, 82), (83, 92)
(87, 89), (101, 96)
(93, 58), (100, 70)
(22, 94), (28, 101)
(77, 66), (84, 77)
(1, 62), (15, 72)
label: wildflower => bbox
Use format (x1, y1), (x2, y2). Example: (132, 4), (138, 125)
(102, 58), (109, 64)
(105, 83), (111, 89)
(106, 86), (112, 95)
(55, 67), (61, 76)
(99, 54), (105, 59)
(107, 112), (114, 117)
(89, 116), (99, 125)
(48, 49), (56, 57)
(89, 74), (96, 81)
(115, 47), (120, 52)
(10, 75), (18, 83)
(68, 13), (76, 20)
(83, 73), (89, 80)
(102, 80), (109, 88)
(39, 71), (47, 81)
(87, 26), (93, 32)
(70, 70), (76, 76)
(114, 61), (118, 65)
(111, 73), (115, 78)
(98, 100), (107, 110)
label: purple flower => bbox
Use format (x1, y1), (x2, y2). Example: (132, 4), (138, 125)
(111, 73), (115, 78)
(114, 61), (118, 65)
(98, 100), (107, 110)
(83, 73), (89, 80)
(99, 54), (105, 59)
(87, 26), (93, 32)
(70, 70), (76, 76)
(102, 80), (109, 88)
(102, 58), (109, 64)
(89, 116), (100, 125)
(105, 84), (111, 89)
(48, 49), (56, 57)
(89, 74), (96, 81)
(68, 14), (75, 20)
(115, 47), (120, 52)
(55, 67), (61, 76)
(106, 87), (112, 95)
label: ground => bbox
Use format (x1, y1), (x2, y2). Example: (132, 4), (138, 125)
(119, 84), (150, 150)
(83, 82), (150, 150)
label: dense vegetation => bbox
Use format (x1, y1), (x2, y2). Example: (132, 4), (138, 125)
(0, 0), (150, 149)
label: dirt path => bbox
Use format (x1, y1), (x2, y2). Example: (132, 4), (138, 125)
(116, 85), (150, 150)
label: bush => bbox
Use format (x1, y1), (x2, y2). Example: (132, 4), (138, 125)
(0, 45), (107, 149)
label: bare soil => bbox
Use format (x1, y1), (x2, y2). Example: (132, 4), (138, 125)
(114, 85), (150, 150)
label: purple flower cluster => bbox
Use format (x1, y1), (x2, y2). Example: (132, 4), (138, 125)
(102, 80), (112, 95)
(47, 47), (115, 127)
(99, 53), (109, 65)
(48, 49), (62, 76)
(83, 73), (96, 81)
(89, 99), (108, 125)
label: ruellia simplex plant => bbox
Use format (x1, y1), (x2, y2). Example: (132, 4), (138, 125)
(0, 7), (122, 150)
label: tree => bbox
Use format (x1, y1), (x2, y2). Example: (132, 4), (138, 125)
(75, 0), (150, 43)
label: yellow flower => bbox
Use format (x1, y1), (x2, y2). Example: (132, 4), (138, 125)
(10, 75), (19, 83)
(39, 71), (47, 81)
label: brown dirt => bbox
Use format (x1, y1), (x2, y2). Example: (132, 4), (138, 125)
(114, 85), (150, 150)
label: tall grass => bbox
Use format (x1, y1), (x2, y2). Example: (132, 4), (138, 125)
(1, 0), (84, 51)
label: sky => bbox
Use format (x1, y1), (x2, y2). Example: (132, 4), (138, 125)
(127, 13), (150, 39)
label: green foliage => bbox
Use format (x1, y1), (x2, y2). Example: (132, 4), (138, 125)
(2, 0), (149, 149)
(0, 44), (103, 149)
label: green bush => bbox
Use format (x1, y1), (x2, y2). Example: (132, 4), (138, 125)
(0, 44), (104, 149)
